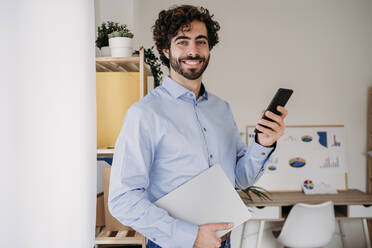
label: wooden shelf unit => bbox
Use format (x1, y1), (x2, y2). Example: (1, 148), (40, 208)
(95, 46), (153, 151)
(95, 50), (152, 246)
(95, 46), (152, 99)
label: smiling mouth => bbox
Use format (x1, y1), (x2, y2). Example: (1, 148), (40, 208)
(181, 59), (203, 66)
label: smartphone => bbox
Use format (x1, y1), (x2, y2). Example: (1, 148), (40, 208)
(254, 88), (293, 133)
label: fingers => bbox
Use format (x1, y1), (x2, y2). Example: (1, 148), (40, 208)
(255, 123), (276, 136)
(215, 238), (222, 248)
(259, 110), (265, 118)
(209, 222), (233, 231)
(277, 106), (288, 118)
(258, 118), (280, 132)
(262, 107), (287, 127)
(196, 223), (230, 248)
(260, 107), (287, 123)
(263, 107), (288, 121)
(257, 107), (288, 140)
(264, 111), (282, 124)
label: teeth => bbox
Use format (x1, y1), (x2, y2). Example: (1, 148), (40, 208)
(184, 60), (200, 65)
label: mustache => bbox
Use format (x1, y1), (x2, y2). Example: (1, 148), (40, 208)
(179, 56), (205, 62)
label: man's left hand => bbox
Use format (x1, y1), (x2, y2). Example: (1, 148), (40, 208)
(255, 106), (288, 147)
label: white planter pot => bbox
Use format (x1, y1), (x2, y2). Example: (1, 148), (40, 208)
(100, 46), (111, 57)
(109, 37), (133, 57)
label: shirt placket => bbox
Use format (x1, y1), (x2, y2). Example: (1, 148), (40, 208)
(190, 94), (214, 167)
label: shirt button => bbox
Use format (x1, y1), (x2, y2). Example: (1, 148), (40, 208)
(210, 154), (213, 158)
(203, 127), (206, 132)
(153, 238), (156, 241)
(261, 152), (266, 156)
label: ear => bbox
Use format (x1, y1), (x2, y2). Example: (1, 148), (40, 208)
(162, 48), (169, 59)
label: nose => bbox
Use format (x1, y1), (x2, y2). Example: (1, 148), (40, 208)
(186, 41), (199, 58)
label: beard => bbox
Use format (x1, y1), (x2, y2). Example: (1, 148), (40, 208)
(169, 51), (210, 80)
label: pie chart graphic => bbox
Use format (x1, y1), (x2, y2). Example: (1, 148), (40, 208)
(303, 180), (314, 190)
(268, 165), (277, 171)
(289, 157), (306, 168)
(301, 135), (313, 142)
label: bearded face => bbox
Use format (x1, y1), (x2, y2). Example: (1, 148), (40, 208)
(164, 20), (211, 81)
(169, 50), (210, 80)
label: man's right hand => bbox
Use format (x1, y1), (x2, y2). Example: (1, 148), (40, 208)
(193, 222), (233, 248)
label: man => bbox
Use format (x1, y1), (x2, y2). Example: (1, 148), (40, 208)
(109, 5), (287, 248)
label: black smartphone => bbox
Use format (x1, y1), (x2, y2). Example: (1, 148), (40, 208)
(254, 88), (293, 133)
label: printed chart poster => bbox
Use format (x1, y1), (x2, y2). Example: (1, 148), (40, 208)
(246, 126), (348, 191)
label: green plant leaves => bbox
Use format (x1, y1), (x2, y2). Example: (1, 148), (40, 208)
(133, 46), (163, 87)
(96, 21), (134, 49)
(241, 186), (272, 202)
(108, 30), (134, 39)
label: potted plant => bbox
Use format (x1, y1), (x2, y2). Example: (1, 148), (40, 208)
(108, 28), (134, 57)
(241, 185), (272, 202)
(133, 46), (163, 87)
(96, 21), (133, 57)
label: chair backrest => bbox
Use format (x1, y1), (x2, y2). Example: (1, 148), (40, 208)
(278, 201), (335, 248)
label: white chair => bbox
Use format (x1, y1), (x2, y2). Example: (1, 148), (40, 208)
(273, 201), (336, 248)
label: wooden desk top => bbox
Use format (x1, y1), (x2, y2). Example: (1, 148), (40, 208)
(238, 189), (372, 207)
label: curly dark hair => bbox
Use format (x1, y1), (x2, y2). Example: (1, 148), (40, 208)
(152, 5), (220, 68)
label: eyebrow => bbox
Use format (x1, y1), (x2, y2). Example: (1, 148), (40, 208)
(174, 35), (208, 42)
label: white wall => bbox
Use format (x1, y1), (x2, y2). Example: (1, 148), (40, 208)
(95, 0), (134, 30)
(132, 0), (372, 192)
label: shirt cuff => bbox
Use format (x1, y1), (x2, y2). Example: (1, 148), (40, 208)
(250, 139), (276, 160)
(250, 141), (276, 182)
(172, 219), (199, 248)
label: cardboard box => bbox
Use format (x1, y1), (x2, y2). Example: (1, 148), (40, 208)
(96, 192), (105, 227)
(103, 167), (131, 231)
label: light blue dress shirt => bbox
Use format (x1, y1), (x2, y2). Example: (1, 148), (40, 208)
(109, 76), (275, 248)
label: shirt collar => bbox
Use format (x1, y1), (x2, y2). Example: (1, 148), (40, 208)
(162, 76), (208, 100)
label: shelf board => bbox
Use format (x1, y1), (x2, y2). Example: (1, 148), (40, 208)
(96, 56), (152, 75)
(97, 148), (114, 157)
(95, 226), (146, 245)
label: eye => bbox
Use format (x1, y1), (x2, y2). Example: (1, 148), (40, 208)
(197, 40), (207, 45)
(177, 40), (187, 45)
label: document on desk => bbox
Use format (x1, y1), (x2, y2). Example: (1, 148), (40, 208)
(154, 164), (251, 237)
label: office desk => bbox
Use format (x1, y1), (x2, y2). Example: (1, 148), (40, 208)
(238, 189), (372, 248)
